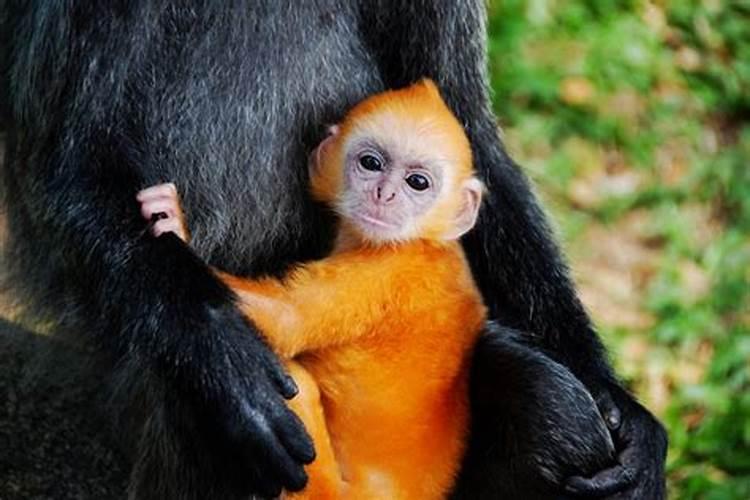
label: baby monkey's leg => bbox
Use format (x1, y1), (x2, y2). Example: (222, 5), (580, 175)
(136, 183), (190, 242)
(283, 361), (346, 499)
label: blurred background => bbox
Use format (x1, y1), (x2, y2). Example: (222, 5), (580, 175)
(485, 0), (749, 498)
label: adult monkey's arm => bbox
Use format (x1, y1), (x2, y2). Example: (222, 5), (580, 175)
(361, 1), (667, 498)
(1, 3), (313, 498)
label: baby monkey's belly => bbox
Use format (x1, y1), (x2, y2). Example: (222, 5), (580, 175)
(295, 341), (470, 499)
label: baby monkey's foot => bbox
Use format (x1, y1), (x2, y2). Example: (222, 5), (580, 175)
(136, 183), (190, 242)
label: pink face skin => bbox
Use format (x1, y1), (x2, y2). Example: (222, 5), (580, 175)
(344, 146), (441, 241)
(309, 126), (444, 242)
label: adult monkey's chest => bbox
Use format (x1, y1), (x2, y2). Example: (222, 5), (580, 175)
(131, 1), (385, 276)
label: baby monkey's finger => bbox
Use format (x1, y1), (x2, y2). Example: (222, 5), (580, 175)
(140, 198), (180, 221)
(136, 182), (178, 202)
(152, 217), (188, 240)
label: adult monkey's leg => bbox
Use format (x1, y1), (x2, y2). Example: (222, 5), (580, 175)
(284, 361), (346, 500)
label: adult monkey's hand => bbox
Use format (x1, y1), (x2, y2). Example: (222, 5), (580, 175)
(565, 385), (668, 499)
(453, 327), (666, 499)
(116, 233), (316, 499)
(33, 182), (316, 498)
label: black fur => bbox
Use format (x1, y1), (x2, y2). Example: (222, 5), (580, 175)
(453, 323), (616, 499)
(0, 1), (666, 499)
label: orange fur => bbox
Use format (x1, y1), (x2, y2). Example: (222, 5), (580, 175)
(226, 241), (484, 499)
(220, 80), (486, 499)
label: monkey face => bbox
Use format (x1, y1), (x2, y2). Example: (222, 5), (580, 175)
(308, 80), (483, 245)
(335, 137), (443, 243)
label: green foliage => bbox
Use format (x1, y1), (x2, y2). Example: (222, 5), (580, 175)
(486, 1), (750, 498)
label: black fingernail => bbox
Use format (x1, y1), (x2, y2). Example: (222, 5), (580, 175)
(286, 376), (299, 397)
(606, 409), (622, 429)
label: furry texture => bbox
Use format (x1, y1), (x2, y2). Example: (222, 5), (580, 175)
(228, 239), (484, 499)
(0, 1), (666, 499)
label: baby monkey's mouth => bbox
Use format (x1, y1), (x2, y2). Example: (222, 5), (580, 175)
(356, 212), (396, 229)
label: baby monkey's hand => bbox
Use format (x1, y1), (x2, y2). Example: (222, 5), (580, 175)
(137, 183), (190, 243)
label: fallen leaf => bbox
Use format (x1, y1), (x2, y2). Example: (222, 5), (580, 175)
(676, 46), (702, 72)
(560, 76), (595, 105)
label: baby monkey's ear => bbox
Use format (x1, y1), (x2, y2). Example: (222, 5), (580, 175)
(443, 177), (484, 240)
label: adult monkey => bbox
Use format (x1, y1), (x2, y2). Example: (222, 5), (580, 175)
(0, 2), (667, 499)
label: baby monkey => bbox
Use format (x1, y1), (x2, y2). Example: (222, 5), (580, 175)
(138, 80), (486, 499)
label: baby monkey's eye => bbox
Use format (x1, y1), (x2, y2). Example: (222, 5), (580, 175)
(405, 173), (430, 191)
(359, 154), (383, 172)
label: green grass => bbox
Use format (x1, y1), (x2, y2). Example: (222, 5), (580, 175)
(486, 1), (750, 498)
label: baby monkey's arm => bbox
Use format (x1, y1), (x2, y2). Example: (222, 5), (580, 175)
(137, 183), (383, 358)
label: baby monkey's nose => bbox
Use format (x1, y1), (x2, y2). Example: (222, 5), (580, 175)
(375, 186), (396, 203)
